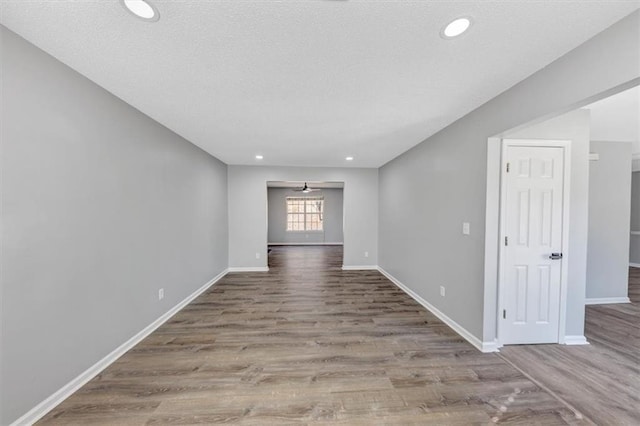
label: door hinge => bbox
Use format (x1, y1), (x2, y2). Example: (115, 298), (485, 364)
(505, 236), (508, 246)
(506, 162), (510, 173)
(503, 309), (506, 319)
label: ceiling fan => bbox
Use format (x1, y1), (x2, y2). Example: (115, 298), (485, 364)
(293, 182), (320, 193)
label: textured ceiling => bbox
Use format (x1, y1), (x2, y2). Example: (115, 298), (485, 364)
(1, 1), (639, 167)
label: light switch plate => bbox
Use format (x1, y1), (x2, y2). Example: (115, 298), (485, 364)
(462, 222), (470, 235)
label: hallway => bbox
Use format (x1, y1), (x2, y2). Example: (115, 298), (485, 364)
(41, 246), (581, 424)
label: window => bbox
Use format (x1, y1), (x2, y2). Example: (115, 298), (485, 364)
(286, 197), (323, 231)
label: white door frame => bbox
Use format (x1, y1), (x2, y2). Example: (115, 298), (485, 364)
(497, 139), (572, 345)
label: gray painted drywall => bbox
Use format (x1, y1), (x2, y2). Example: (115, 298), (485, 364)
(587, 141), (632, 299)
(268, 188), (343, 244)
(1, 26), (228, 424)
(631, 173), (640, 265)
(229, 166), (377, 268)
(379, 11), (639, 344)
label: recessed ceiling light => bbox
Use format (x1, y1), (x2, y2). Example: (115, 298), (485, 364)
(441, 17), (472, 39)
(255, 155), (264, 160)
(345, 156), (354, 161)
(121, 0), (160, 22)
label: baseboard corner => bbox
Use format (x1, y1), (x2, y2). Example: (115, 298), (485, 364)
(341, 265), (379, 271)
(480, 339), (501, 353)
(228, 266), (269, 272)
(563, 335), (589, 345)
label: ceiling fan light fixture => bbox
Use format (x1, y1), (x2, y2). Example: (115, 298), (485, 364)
(441, 17), (472, 39)
(294, 182), (319, 193)
(255, 155), (263, 160)
(345, 156), (354, 161)
(121, 0), (160, 22)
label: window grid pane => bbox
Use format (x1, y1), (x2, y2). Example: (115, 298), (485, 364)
(286, 197), (324, 231)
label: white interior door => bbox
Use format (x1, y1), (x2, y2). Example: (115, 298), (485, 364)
(500, 142), (567, 344)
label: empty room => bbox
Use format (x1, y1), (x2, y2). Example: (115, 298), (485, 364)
(1, 1), (639, 425)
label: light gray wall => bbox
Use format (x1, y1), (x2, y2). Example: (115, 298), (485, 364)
(587, 141), (632, 299)
(502, 110), (590, 340)
(1, 26), (228, 424)
(379, 11), (639, 343)
(229, 166), (377, 268)
(631, 172), (640, 265)
(268, 188), (343, 244)
(588, 88), (640, 148)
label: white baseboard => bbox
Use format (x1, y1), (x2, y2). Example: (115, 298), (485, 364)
(228, 266), (269, 272)
(629, 263), (640, 268)
(377, 267), (498, 353)
(480, 339), (501, 353)
(342, 265), (378, 270)
(563, 335), (589, 345)
(10, 269), (229, 426)
(268, 242), (343, 246)
(585, 297), (631, 305)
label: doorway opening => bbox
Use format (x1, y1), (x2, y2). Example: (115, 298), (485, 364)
(266, 181), (345, 267)
(582, 86), (639, 305)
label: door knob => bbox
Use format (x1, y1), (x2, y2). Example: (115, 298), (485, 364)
(549, 253), (563, 260)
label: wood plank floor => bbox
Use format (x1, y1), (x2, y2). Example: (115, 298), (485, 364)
(39, 246), (583, 425)
(500, 267), (640, 426)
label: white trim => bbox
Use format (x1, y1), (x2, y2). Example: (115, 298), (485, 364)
(342, 265), (378, 270)
(629, 263), (640, 268)
(228, 266), (269, 272)
(630, 231), (640, 236)
(268, 242), (343, 246)
(483, 137), (502, 344)
(585, 297), (631, 305)
(498, 139), (572, 346)
(563, 335), (589, 345)
(10, 269), (229, 426)
(377, 267), (499, 353)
